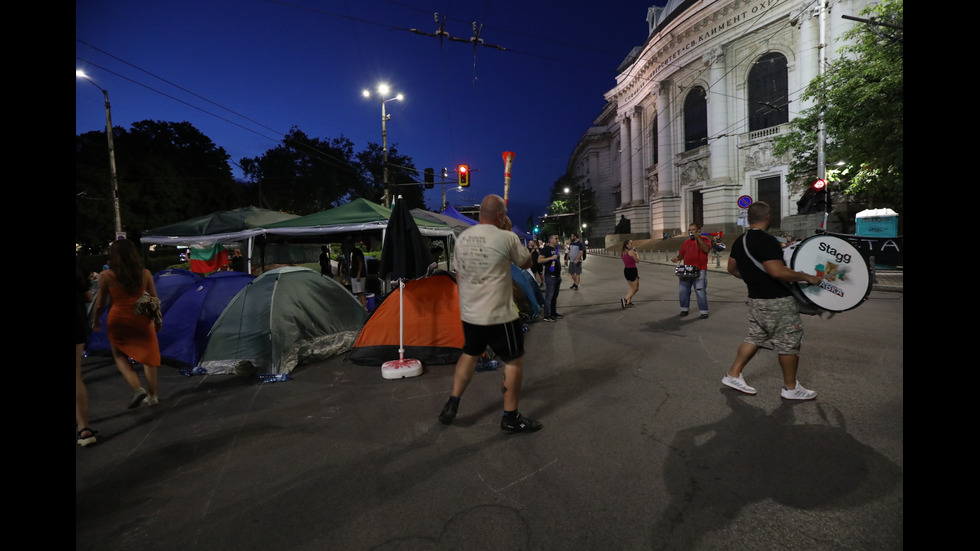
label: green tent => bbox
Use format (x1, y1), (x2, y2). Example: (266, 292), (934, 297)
(142, 206), (299, 244)
(198, 267), (367, 375)
(262, 198), (453, 238)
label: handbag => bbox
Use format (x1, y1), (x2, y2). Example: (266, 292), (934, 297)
(675, 265), (700, 280)
(134, 292), (163, 327)
(740, 233), (821, 316)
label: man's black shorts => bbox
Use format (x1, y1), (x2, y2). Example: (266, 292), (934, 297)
(461, 319), (525, 362)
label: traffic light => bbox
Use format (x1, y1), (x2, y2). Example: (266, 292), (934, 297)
(458, 164), (469, 187)
(424, 168), (434, 189)
(797, 178), (831, 214)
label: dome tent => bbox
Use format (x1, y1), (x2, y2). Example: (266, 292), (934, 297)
(157, 271), (255, 368)
(198, 267), (367, 375)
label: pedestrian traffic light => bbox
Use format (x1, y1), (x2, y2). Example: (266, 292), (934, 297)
(797, 178), (831, 214)
(424, 168), (434, 189)
(458, 164), (469, 187)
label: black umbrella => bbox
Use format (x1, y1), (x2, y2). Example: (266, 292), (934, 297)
(380, 196), (431, 281)
(379, 196), (427, 379)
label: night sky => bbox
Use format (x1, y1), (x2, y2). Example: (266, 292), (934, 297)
(77, 0), (664, 228)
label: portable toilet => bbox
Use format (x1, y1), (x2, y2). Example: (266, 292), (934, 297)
(855, 208), (898, 237)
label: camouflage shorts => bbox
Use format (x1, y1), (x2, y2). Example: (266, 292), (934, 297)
(744, 296), (803, 355)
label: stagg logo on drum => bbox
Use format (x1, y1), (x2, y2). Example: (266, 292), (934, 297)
(818, 241), (852, 264)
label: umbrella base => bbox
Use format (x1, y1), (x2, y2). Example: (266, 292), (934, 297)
(381, 358), (422, 379)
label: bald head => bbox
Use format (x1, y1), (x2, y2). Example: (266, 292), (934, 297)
(478, 194), (508, 228)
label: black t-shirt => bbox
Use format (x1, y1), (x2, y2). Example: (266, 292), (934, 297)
(540, 245), (559, 276)
(729, 230), (791, 299)
(350, 248), (365, 278)
(319, 252), (332, 275)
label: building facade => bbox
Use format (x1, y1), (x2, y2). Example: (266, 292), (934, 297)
(569, 0), (870, 239)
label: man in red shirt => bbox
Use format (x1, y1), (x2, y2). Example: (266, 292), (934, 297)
(671, 223), (712, 319)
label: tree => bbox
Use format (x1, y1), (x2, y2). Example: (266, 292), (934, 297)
(355, 142), (425, 209)
(239, 128), (362, 214)
(543, 173), (596, 238)
(774, 0), (903, 219)
(75, 120), (240, 253)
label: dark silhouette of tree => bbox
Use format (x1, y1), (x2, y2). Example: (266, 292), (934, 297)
(75, 120), (240, 253)
(239, 127), (362, 215)
(355, 142), (425, 209)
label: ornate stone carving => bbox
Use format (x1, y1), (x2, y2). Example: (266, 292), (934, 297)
(743, 141), (788, 172)
(679, 160), (708, 186)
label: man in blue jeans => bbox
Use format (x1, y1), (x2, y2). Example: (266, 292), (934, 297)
(538, 234), (563, 322)
(671, 223), (711, 319)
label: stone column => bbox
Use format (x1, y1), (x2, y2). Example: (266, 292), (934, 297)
(619, 114), (633, 206)
(706, 47), (730, 186)
(630, 105), (644, 204)
(657, 81), (673, 196)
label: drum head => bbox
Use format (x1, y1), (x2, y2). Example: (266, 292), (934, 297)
(787, 235), (871, 312)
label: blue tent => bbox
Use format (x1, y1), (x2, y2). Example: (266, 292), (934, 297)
(87, 268), (203, 356)
(439, 204), (477, 226)
(157, 271), (255, 367)
(511, 264), (543, 318)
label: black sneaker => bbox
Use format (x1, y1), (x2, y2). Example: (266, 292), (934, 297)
(552, 313), (564, 319)
(438, 399), (458, 425)
(501, 412), (543, 433)
(541, 316), (556, 322)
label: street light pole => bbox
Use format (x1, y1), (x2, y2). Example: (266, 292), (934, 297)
(77, 70), (124, 239)
(564, 186), (582, 238)
(363, 84), (402, 208)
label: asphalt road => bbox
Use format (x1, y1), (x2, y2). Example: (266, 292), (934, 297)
(76, 253), (903, 550)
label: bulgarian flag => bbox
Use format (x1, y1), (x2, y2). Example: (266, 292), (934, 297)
(189, 243), (228, 273)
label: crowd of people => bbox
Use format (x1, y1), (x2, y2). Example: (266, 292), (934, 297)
(77, 199), (824, 447)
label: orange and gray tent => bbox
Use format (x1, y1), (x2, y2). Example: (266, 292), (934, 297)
(348, 273), (463, 366)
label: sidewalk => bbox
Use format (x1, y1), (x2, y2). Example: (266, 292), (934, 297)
(586, 248), (903, 293)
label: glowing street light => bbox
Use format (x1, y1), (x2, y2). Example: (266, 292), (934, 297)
(362, 84), (403, 208)
(77, 70), (124, 239)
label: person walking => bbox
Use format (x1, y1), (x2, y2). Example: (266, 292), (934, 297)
(621, 240), (639, 309)
(538, 234), (563, 321)
(671, 223), (712, 319)
(318, 245), (332, 277)
(528, 240), (544, 287)
(92, 239), (163, 409)
(76, 265), (97, 447)
(438, 194), (542, 433)
(723, 201), (823, 400)
(567, 233), (585, 290)
(345, 241), (368, 312)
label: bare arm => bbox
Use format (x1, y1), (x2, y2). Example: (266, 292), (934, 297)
(727, 256), (741, 278)
(762, 259), (822, 286)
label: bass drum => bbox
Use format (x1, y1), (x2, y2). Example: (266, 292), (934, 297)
(783, 235), (871, 313)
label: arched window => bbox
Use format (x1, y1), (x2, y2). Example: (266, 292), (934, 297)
(683, 87), (707, 151)
(748, 52), (788, 131)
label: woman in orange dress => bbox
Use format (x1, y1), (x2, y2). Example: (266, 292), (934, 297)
(92, 239), (162, 408)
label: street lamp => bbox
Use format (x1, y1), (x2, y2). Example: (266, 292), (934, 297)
(564, 186), (582, 239)
(77, 70), (124, 239)
(362, 84), (403, 208)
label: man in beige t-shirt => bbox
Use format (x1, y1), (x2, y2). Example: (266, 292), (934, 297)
(438, 195), (541, 433)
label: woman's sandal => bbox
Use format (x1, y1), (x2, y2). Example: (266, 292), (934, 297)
(77, 427), (98, 447)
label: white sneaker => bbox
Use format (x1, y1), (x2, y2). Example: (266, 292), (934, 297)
(781, 382), (817, 400)
(143, 395), (159, 406)
(722, 374), (757, 395)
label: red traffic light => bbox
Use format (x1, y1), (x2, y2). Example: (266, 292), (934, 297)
(812, 178), (827, 190)
(457, 164), (470, 187)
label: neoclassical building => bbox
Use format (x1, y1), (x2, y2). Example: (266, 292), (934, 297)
(569, 0), (871, 239)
